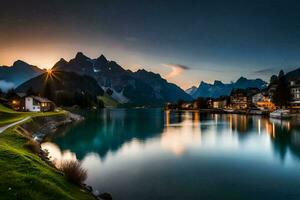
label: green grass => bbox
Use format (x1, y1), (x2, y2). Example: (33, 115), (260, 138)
(0, 104), (94, 200)
(98, 94), (119, 108)
(0, 104), (65, 127)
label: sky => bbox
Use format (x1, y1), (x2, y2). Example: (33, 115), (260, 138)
(1, 0), (300, 89)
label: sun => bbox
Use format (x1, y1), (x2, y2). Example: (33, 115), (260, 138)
(47, 69), (53, 74)
(45, 69), (59, 82)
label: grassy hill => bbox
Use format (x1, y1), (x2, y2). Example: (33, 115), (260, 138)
(0, 104), (94, 200)
(98, 93), (119, 108)
(0, 104), (63, 127)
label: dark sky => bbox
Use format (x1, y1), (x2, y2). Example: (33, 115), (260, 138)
(1, 0), (300, 88)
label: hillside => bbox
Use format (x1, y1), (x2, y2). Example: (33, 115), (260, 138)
(0, 104), (94, 200)
(285, 68), (300, 80)
(16, 71), (104, 96)
(132, 69), (192, 103)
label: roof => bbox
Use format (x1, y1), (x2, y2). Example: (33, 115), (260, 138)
(16, 93), (27, 98)
(31, 96), (52, 103)
(0, 97), (8, 102)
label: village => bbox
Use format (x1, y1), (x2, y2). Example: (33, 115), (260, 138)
(166, 72), (300, 119)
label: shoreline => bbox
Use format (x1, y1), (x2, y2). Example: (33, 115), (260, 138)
(165, 108), (266, 115)
(20, 111), (112, 200)
(0, 107), (112, 200)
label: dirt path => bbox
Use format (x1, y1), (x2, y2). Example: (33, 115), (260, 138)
(0, 117), (31, 133)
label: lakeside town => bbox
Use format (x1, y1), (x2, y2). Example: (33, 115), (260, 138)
(166, 70), (299, 119)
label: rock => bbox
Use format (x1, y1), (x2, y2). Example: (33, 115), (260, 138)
(98, 193), (112, 200)
(85, 185), (93, 192)
(92, 189), (99, 196)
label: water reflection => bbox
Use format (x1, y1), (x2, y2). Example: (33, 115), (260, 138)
(42, 109), (300, 200)
(49, 109), (164, 159)
(44, 110), (300, 163)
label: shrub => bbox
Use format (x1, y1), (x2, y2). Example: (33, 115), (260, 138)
(60, 160), (87, 185)
(24, 139), (40, 154)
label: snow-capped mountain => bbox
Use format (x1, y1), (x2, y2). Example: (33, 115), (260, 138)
(185, 86), (197, 96)
(52, 52), (192, 105)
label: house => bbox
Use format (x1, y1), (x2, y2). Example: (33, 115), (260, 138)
(181, 102), (192, 109)
(230, 89), (248, 109)
(290, 80), (300, 109)
(252, 92), (275, 110)
(212, 98), (228, 109)
(7, 93), (26, 111)
(25, 96), (54, 112)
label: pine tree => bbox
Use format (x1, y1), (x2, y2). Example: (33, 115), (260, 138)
(42, 81), (54, 100)
(273, 70), (291, 108)
(26, 87), (35, 96)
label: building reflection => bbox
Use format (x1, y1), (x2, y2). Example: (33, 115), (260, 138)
(161, 111), (201, 156)
(43, 109), (300, 164)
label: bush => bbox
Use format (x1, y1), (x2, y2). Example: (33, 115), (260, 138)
(24, 139), (40, 154)
(60, 160), (87, 185)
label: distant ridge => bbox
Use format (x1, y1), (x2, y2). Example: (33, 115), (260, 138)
(185, 86), (197, 96)
(191, 77), (267, 98)
(0, 60), (44, 90)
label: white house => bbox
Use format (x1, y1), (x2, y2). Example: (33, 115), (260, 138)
(25, 96), (53, 112)
(212, 99), (227, 109)
(252, 92), (275, 110)
(290, 80), (300, 109)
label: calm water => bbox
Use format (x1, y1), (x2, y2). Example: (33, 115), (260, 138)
(42, 109), (300, 200)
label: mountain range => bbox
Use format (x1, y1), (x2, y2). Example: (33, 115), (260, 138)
(51, 52), (192, 105)
(0, 60), (44, 91)
(1, 52), (192, 106)
(187, 77), (267, 98)
(3, 52), (300, 105)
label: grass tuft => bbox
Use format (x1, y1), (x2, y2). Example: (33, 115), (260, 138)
(23, 139), (40, 154)
(60, 160), (87, 185)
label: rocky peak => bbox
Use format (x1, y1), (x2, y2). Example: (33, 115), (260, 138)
(53, 58), (68, 69)
(97, 54), (108, 62)
(213, 80), (223, 86)
(13, 60), (29, 68)
(75, 52), (89, 61)
(236, 76), (247, 83)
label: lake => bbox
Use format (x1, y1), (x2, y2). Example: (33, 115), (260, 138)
(42, 109), (300, 200)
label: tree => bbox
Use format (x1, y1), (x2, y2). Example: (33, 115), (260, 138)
(106, 88), (113, 96)
(273, 70), (291, 108)
(177, 99), (184, 109)
(26, 87), (35, 96)
(270, 75), (278, 84)
(194, 97), (207, 109)
(97, 99), (104, 109)
(42, 81), (54, 100)
(5, 89), (17, 100)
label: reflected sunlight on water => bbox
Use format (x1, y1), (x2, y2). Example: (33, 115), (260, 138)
(41, 142), (77, 168)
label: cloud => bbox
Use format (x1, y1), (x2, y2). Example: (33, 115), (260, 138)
(252, 68), (276, 75)
(0, 80), (15, 92)
(163, 63), (190, 78)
